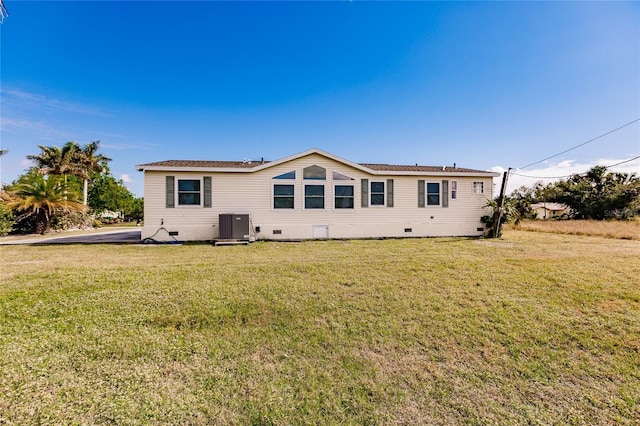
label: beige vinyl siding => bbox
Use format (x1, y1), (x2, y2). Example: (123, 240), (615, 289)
(141, 153), (494, 241)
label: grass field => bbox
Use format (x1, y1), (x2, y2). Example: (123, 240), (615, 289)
(1, 231), (639, 425)
(510, 219), (640, 240)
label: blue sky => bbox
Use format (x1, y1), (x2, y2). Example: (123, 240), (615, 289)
(1, 1), (638, 197)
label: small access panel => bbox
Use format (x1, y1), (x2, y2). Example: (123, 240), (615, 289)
(312, 225), (329, 239)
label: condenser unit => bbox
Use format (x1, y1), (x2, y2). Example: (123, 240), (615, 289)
(219, 214), (250, 240)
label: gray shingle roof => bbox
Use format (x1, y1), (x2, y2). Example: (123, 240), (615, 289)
(360, 163), (487, 173)
(135, 159), (265, 168)
(136, 149), (498, 175)
(137, 159), (487, 174)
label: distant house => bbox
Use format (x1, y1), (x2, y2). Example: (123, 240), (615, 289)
(135, 148), (499, 242)
(97, 210), (124, 223)
(530, 202), (569, 219)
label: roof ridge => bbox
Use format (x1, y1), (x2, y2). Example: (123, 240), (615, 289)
(135, 151), (497, 176)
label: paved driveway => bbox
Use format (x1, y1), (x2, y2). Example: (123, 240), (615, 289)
(0, 228), (141, 245)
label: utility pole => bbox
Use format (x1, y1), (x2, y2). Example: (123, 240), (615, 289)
(491, 168), (512, 238)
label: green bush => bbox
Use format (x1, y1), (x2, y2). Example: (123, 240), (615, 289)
(0, 202), (14, 236)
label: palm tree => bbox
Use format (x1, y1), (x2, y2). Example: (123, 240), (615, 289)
(1, 172), (86, 234)
(76, 141), (112, 206)
(27, 142), (80, 183)
(27, 141), (111, 205)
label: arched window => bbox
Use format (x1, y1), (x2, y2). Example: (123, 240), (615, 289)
(303, 165), (326, 180)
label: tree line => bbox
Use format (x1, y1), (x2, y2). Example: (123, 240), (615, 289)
(504, 165), (640, 222)
(0, 141), (143, 235)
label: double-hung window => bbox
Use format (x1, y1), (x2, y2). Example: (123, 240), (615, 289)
(362, 179), (393, 208)
(303, 165), (326, 210)
(178, 179), (201, 206)
(418, 180), (442, 207)
(334, 185), (354, 209)
(473, 181), (484, 194)
(370, 181), (385, 206)
(305, 185), (325, 209)
(166, 176), (211, 208)
(427, 182), (440, 206)
(334, 172), (355, 209)
(274, 184), (295, 209)
(273, 171), (296, 209)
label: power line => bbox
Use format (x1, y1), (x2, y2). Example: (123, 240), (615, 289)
(512, 154), (640, 180)
(606, 155), (640, 168)
(518, 118), (640, 170)
(512, 172), (578, 179)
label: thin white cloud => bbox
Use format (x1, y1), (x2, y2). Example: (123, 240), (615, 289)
(120, 174), (133, 183)
(1, 116), (77, 142)
(101, 141), (158, 151)
(1, 88), (110, 117)
(2, 112), (153, 152)
(2, 116), (48, 131)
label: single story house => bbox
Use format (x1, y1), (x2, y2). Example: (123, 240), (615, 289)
(135, 148), (499, 242)
(530, 202), (569, 219)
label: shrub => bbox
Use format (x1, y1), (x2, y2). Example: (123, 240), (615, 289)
(0, 201), (14, 236)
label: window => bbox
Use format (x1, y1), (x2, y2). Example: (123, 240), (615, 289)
(332, 171), (354, 181)
(335, 185), (354, 209)
(451, 181), (457, 199)
(305, 185), (325, 209)
(274, 184), (294, 209)
(303, 165), (326, 180)
(178, 179), (201, 205)
(473, 181), (484, 194)
(273, 171), (296, 179)
(166, 176), (211, 208)
(442, 180), (449, 208)
(427, 182), (440, 206)
(370, 181), (385, 206)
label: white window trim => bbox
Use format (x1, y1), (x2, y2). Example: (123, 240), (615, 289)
(333, 183), (356, 211)
(303, 165), (327, 181)
(175, 176), (204, 208)
(272, 182), (297, 211)
(303, 183), (326, 211)
(426, 181), (441, 207)
(370, 180), (386, 207)
(473, 181), (485, 195)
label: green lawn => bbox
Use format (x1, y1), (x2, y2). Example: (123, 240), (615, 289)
(1, 232), (639, 425)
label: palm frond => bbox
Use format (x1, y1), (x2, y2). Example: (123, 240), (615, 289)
(0, 0), (8, 24)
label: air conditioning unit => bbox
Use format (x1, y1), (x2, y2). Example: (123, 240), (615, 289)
(219, 214), (250, 240)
